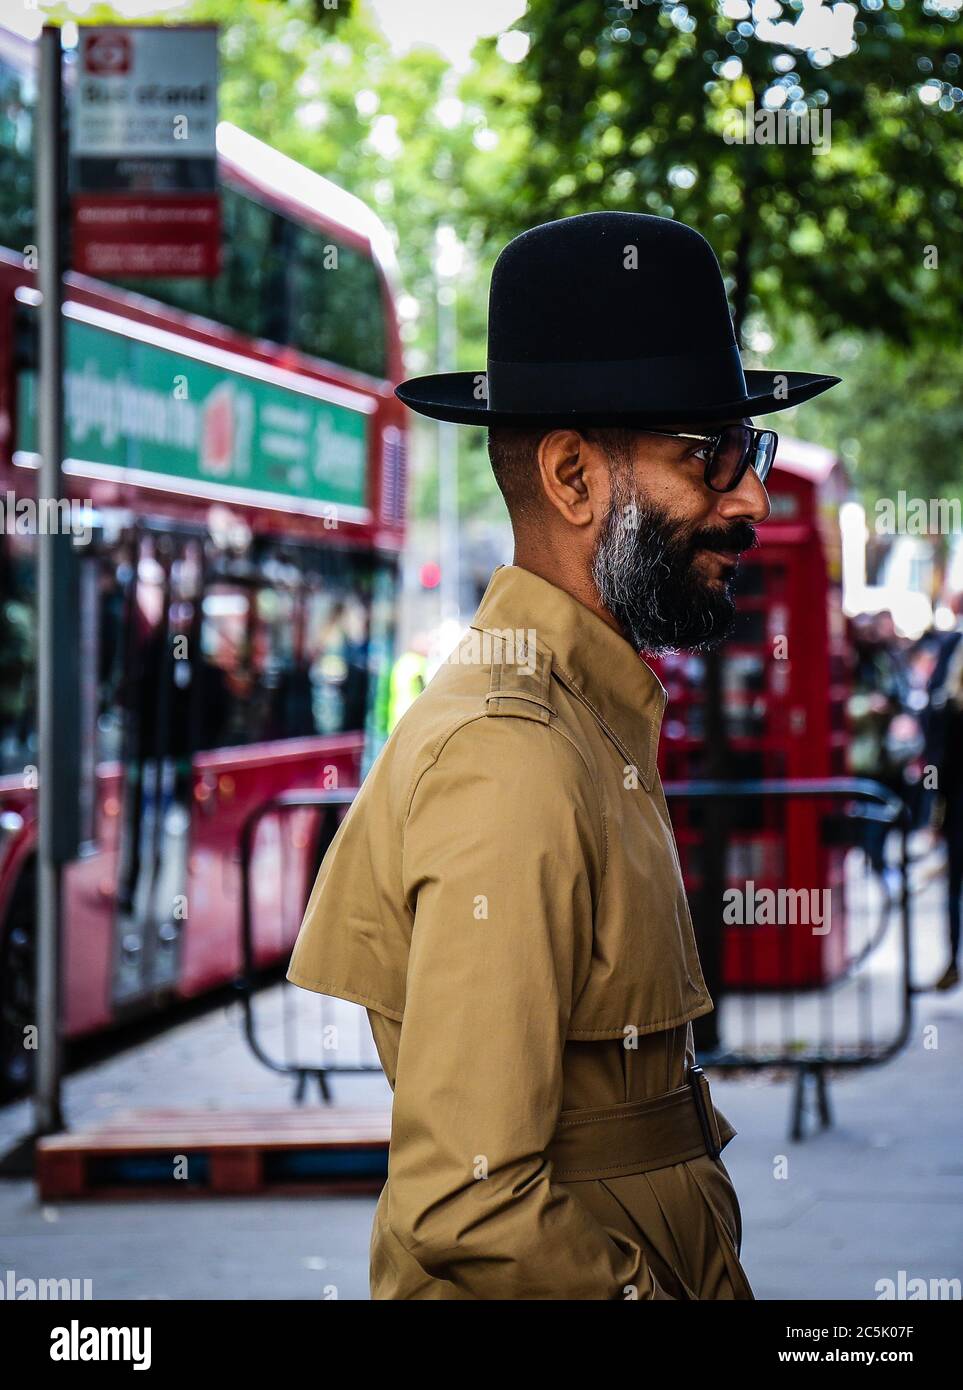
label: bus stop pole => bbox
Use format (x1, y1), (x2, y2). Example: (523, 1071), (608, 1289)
(33, 25), (67, 1136)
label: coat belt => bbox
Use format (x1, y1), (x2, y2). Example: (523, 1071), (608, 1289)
(545, 1066), (736, 1183)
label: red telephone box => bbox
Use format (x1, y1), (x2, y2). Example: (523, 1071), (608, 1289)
(654, 438), (852, 989)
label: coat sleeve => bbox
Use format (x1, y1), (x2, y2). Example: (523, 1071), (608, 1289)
(385, 714), (674, 1300)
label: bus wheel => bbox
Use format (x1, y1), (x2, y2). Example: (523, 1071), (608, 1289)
(0, 863), (36, 1101)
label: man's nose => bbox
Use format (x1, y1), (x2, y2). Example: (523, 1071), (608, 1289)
(715, 467), (771, 525)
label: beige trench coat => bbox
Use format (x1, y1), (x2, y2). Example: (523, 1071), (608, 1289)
(287, 563), (754, 1300)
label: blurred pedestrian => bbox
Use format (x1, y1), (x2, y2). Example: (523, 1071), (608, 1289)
(847, 610), (919, 893)
(386, 632), (430, 731)
(923, 596), (963, 990)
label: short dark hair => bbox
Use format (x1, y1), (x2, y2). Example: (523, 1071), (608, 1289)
(487, 424), (640, 522)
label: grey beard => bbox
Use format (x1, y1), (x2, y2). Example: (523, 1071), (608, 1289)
(591, 475), (739, 655)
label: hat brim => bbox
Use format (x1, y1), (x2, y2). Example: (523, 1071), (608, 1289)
(395, 369), (841, 426)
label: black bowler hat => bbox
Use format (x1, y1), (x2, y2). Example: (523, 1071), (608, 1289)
(395, 212), (840, 426)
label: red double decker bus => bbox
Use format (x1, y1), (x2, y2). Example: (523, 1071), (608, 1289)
(0, 26), (407, 1095)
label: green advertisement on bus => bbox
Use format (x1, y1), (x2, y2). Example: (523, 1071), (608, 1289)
(16, 316), (369, 512)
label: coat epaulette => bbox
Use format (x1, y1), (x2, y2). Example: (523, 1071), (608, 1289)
(483, 634), (555, 723)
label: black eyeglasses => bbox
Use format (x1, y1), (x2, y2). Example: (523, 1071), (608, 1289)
(642, 425), (778, 494)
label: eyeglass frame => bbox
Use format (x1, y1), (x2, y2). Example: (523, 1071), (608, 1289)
(638, 425), (778, 494)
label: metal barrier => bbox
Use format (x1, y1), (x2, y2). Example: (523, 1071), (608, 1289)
(237, 788), (384, 1103)
(239, 777), (916, 1135)
(662, 778), (914, 1138)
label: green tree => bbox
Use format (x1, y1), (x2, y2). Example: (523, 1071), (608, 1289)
(44, 2), (962, 508)
(490, 0), (962, 348)
(788, 330), (963, 503)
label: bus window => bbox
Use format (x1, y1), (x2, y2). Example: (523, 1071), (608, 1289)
(303, 590), (370, 737)
(198, 557), (376, 750)
(287, 220), (387, 380)
(95, 547), (135, 765)
(198, 584), (262, 751)
(0, 47), (36, 258)
(0, 533), (36, 775)
(105, 189), (284, 363)
(255, 583), (310, 741)
(106, 186), (388, 380)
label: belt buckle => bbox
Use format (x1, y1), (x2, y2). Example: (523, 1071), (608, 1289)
(687, 1064), (723, 1161)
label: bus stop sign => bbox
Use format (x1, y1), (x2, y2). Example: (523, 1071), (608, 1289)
(70, 25), (220, 278)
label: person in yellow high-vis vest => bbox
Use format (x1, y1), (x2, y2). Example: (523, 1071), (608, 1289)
(386, 645), (429, 732)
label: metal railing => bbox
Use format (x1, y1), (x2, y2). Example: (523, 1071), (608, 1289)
(237, 788), (383, 1102)
(238, 777), (916, 1134)
(662, 777), (913, 1138)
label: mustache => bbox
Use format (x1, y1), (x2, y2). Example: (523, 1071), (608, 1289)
(687, 519), (759, 556)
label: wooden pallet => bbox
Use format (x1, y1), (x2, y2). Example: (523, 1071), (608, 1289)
(35, 1106), (390, 1200)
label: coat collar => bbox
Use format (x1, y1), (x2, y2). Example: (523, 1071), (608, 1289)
(469, 564), (667, 791)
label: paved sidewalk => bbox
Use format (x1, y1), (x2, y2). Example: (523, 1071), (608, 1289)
(712, 985), (962, 1300)
(712, 861), (962, 1300)
(0, 998), (388, 1300)
(1, 870), (960, 1301)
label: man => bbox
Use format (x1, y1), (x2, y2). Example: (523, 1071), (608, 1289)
(286, 212), (840, 1299)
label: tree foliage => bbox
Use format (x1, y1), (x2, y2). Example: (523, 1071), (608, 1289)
(47, 1), (963, 506)
(495, 0), (963, 349)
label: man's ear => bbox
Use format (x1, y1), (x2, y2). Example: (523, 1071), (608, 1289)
(535, 430), (601, 530)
